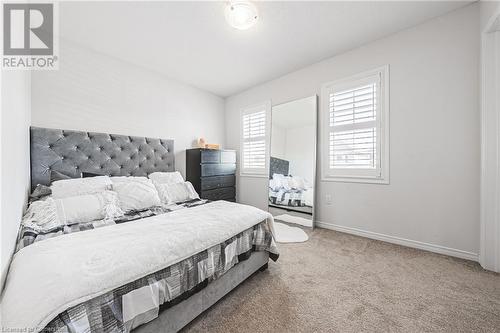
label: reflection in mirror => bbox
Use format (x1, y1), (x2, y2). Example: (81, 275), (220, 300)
(269, 96), (317, 234)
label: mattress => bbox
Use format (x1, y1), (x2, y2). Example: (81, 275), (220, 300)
(2, 200), (279, 332)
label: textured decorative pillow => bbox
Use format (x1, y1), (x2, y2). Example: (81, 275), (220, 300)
(21, 198), (63, 232)
(54, 191), (124, 225)
(148, 171), (184, 185)
(51, 176), (112, 199)
(155, 181), (199, 204)
(111, 177), (161, 212)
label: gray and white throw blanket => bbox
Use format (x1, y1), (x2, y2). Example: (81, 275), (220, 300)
(16, 199), (207, 252)
(3, 200), (278, 333)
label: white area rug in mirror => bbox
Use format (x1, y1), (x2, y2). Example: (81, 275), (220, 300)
(273, 222), (309, 243)
(274, 213), (312, 227)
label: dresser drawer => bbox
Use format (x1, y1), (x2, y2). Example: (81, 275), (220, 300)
(201, 175), (235, 191)
(201, 164), (236, 177)
(200, 150), (220, 163)
(220, 150), (236, 164)
(201, 187), (236, 201)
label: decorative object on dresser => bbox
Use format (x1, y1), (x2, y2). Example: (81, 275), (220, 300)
(186, 148), (236, 202)
(197, 137), (206, 148)
(196, 137), (220, 150)
(205, 143), (220, 149)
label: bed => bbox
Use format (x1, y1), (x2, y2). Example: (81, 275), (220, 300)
(1, 127), (278, 333)
(268, 156), (313, 215)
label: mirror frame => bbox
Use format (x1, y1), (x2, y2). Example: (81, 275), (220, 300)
(268, 95), (318, 229)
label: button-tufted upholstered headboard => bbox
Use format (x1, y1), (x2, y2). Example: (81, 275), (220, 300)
(30, 127), (175, 190)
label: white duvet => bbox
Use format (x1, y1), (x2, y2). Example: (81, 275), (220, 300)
(1, 201), (275, 331)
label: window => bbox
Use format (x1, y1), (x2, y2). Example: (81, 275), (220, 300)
(240, 102), (271, 176)
(321, 66), (389, 183)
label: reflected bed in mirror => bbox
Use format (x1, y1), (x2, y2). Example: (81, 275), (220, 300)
(269, 96), (317, 229)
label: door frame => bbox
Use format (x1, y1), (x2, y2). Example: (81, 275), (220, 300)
(480, 8), (500, 272)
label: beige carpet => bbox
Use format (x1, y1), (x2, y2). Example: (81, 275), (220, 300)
(183, 228), (500, 332)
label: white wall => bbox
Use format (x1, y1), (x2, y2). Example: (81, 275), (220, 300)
(31, 41), (226, 177)
(480, 0), (500, 31)
(271, 124), (315, 182)
(270, 124), (286, 160)
(225, 4), (480, 258)
(0, 71), (31, 288)
(285, 125), (315, 184)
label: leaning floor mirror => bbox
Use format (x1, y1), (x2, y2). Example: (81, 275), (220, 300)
(268, 96), (317, 232)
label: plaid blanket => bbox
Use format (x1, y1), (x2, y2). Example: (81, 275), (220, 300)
(16, 199), (208, 252)
(14, 199), (278, 333)
(269, 188), (309, 207)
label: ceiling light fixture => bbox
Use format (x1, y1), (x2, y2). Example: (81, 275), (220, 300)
(225, 1), (258, 30)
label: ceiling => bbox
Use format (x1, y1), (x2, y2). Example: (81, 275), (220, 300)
(273, 96), (316, 129)
(59, 1), (472, 97)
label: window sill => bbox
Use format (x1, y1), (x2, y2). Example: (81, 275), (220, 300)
(240, 173), (269, 179)
(321, 176), (389, 185)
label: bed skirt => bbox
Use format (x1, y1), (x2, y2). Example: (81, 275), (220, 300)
(134, 251), (269, 333)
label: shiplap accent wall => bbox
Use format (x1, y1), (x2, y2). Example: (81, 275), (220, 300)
(31, 40), (226, 178)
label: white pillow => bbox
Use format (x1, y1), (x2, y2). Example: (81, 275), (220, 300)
(269, 178), (281, 192)
(155, 181), (199, 204)
(293, 176), (308, 190)
(148, 171), (184, 185)
(111, 176), (161, 212)
(55, 191), (124, 225)
(51, 176), (112, 199)
(22, 191), (123, 231)
(287, 176), (299, 190)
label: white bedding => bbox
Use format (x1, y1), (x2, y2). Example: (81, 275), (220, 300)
(1, 201), (275, 331)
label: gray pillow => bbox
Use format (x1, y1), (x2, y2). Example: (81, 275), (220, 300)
(29, 184), (52, 202)
(82, 172), (107, 178)
(50, 170), (77, 184)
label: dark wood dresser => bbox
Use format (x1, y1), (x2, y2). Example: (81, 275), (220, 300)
(186, 149), (236, 202)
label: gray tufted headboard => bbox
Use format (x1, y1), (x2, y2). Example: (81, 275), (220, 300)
(269, 156), (289, 179)
(30, 127), (174, 190)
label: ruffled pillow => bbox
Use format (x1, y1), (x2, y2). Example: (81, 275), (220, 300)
(155, 181), (199, 204)
(21, 198), (62, 232)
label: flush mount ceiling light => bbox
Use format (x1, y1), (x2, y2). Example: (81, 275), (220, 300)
(225, 1), (258, 30)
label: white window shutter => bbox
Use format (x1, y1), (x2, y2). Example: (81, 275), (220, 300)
(329, 81), (378, 171)
(240, 102), (270, 175)
(322, 66), (389, 183)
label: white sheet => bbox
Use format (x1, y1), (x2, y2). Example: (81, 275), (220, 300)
(1, 201), (275, 331)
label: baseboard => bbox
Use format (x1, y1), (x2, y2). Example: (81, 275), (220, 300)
(315, 221), (479, 262)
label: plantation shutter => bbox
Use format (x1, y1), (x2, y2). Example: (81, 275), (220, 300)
(328, 74), (381, 177)
(241, 106), (268, 173)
